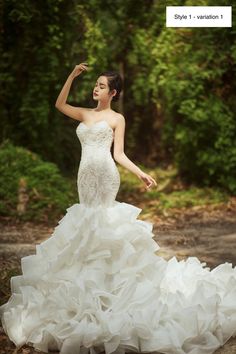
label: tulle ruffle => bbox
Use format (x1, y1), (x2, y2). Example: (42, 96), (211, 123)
(0, 200), (236, 354)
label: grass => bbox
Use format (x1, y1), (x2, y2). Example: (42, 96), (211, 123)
(117, 164), (230, 216)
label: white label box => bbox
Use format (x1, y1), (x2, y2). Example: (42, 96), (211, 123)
(166, 6), (232, 27)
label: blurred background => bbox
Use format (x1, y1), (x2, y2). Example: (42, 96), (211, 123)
(1, 0), (236, 224)
(1, 0), (236, 236)
(1, 1), (236, 352)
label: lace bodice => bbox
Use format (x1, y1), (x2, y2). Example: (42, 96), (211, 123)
(76, 120), (120, 207)
(1, 122), (236, 354)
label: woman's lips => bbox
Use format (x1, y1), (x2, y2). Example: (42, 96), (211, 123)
(94, 93), (98, 96)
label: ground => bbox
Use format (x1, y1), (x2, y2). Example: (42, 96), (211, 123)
(0, 198), (236, 353)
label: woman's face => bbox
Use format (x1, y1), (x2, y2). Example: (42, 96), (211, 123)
(93, 76), (115, 101)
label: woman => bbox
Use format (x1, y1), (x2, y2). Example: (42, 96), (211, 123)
(1, 64), (236, 354)
(55, 63), (158, 193)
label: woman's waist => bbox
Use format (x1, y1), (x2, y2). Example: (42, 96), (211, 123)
(79, 153), (116, 166)
(81, 149), (112, 158)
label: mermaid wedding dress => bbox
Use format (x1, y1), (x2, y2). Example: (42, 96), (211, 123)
(1, 119), (236, 354)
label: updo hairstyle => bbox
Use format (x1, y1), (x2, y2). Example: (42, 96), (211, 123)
(99, 71), (123, 102)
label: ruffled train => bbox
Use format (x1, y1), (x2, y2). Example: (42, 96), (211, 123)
(1, 200), (236, 354)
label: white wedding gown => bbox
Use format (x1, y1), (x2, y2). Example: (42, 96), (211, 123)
(1, 120), (236, 354)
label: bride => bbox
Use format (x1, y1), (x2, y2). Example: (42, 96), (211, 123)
(55, 63), (157, 193)
(0, 63), (236, 354)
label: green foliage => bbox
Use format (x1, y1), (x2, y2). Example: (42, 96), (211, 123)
(134, 4), (236, 193)
(157, 187), (228, 211)
(1, 0), (236, 196)
(118, 165), (229, 214)
(0, 140), (76, 220)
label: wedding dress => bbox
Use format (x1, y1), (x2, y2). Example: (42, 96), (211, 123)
(1, 119), (236, 354)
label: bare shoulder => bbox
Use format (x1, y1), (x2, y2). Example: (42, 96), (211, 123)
(114, 112), (125, 129)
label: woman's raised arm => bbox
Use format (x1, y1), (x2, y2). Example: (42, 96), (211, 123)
(55, 63), (88, 121)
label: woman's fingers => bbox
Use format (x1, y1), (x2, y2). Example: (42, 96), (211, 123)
(140, 172), (158, 190)
(71, 63), (90, 78)
(76, 63), (89, 72)
(146, 175), (158, 189)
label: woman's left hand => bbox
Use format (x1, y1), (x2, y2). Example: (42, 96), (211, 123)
(138, 171), (158, 190)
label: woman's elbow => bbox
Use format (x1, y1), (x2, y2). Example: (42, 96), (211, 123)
(114, 152), (125, 162)
(55, 103), (66, 114)
(55, 102), (62, 109)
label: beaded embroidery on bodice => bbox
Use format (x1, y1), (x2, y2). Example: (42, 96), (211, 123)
(76, 120), (120, 207)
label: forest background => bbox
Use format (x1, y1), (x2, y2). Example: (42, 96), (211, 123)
(0, 0), (236, 221)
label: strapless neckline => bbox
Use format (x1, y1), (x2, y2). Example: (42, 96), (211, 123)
(80, 120), (114, 134)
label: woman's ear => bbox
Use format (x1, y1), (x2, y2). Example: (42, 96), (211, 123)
(112, 89), (117, 98)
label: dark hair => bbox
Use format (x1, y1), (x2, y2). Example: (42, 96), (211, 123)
(99, 71), (123, 102)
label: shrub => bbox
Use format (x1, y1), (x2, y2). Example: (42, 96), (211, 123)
(0, 140), (76, 221)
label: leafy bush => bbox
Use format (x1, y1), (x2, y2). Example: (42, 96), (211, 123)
(146, 26), (236, 194)
(0, 140), (76, 221)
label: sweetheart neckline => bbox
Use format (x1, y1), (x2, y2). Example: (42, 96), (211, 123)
(79, 120), (114, 133)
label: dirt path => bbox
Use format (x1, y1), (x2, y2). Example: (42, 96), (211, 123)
(0, 201), (236, 353)
(153, 214), (236, 269)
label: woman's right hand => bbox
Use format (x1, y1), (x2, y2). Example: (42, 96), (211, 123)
(71, 63), (89, 79)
